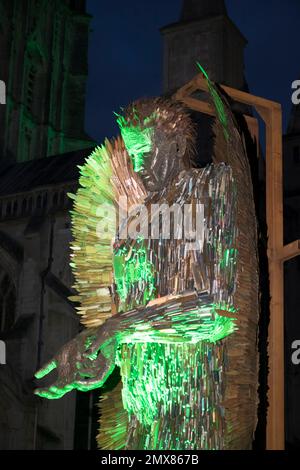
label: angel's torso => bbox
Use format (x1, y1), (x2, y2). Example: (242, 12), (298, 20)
(111, 164), (237, 449)
(113, 163), (237, 313)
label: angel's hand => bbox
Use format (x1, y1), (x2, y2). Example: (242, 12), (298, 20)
(34, 320), (119, 400)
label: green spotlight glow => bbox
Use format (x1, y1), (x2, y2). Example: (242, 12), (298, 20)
(114, 238), (156, 310)
(196, 63), (229, 140)
(115, 111), (156, 172)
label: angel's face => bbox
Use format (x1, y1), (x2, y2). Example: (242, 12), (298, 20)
(122, 123), (187, 192)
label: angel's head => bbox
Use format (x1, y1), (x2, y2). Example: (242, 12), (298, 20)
(116, 98), (196, 192)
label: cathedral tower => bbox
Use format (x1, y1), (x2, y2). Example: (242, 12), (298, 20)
(0, 0), (93, 163)
(161, 0), (247, 93)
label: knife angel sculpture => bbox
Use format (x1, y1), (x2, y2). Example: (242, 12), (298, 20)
(35, 70), (259, 450)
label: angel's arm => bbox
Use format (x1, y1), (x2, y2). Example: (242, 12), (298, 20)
(34, 138), (148, 399)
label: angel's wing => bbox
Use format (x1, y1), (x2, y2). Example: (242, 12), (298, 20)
(68, 137), (146, 328)
(202, 69), (259, 448)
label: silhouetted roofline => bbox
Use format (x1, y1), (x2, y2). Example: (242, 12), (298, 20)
(0, 147), (95, 197)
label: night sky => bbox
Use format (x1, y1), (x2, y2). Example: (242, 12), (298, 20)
(85, 0), (300, 144)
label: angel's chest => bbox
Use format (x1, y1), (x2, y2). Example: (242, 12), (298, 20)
(113, 236), (196, 312)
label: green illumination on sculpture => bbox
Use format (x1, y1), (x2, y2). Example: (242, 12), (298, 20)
(116, 341), (225, 448)
(197, 62), (229, 140)
(115, 110), (155, 172)
(113, 238), (156, 309)
(35, 360), (56, 379)
(114, 301), (237, 345)
(34, 69), (259, 450)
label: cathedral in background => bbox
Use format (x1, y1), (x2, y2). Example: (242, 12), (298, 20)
(0, 0), (95, 450)
(0, 0), (299, 449)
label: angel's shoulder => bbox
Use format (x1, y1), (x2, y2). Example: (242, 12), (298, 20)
(173, 163), (234, 196)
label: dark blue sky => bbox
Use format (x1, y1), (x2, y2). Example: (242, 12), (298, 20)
(85, 0), (300, 144)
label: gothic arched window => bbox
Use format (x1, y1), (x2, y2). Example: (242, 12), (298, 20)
(0, 267), (16, 333)
(26, 65), (37, 113)
(24, 127), (33, 161)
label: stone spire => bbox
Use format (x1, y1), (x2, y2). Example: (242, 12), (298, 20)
(161, 0), (247, 93)
(180, 0), (227, 22)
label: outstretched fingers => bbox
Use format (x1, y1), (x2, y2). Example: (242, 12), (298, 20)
(34, 382), (74, 399)
(34, 386), (62, 399)
(35, 359), (57, 379)
(75, 368), (114, 391)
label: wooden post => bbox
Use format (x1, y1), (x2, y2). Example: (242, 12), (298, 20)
(263, 105), (284, 449)
(175, 73), (300, 450)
